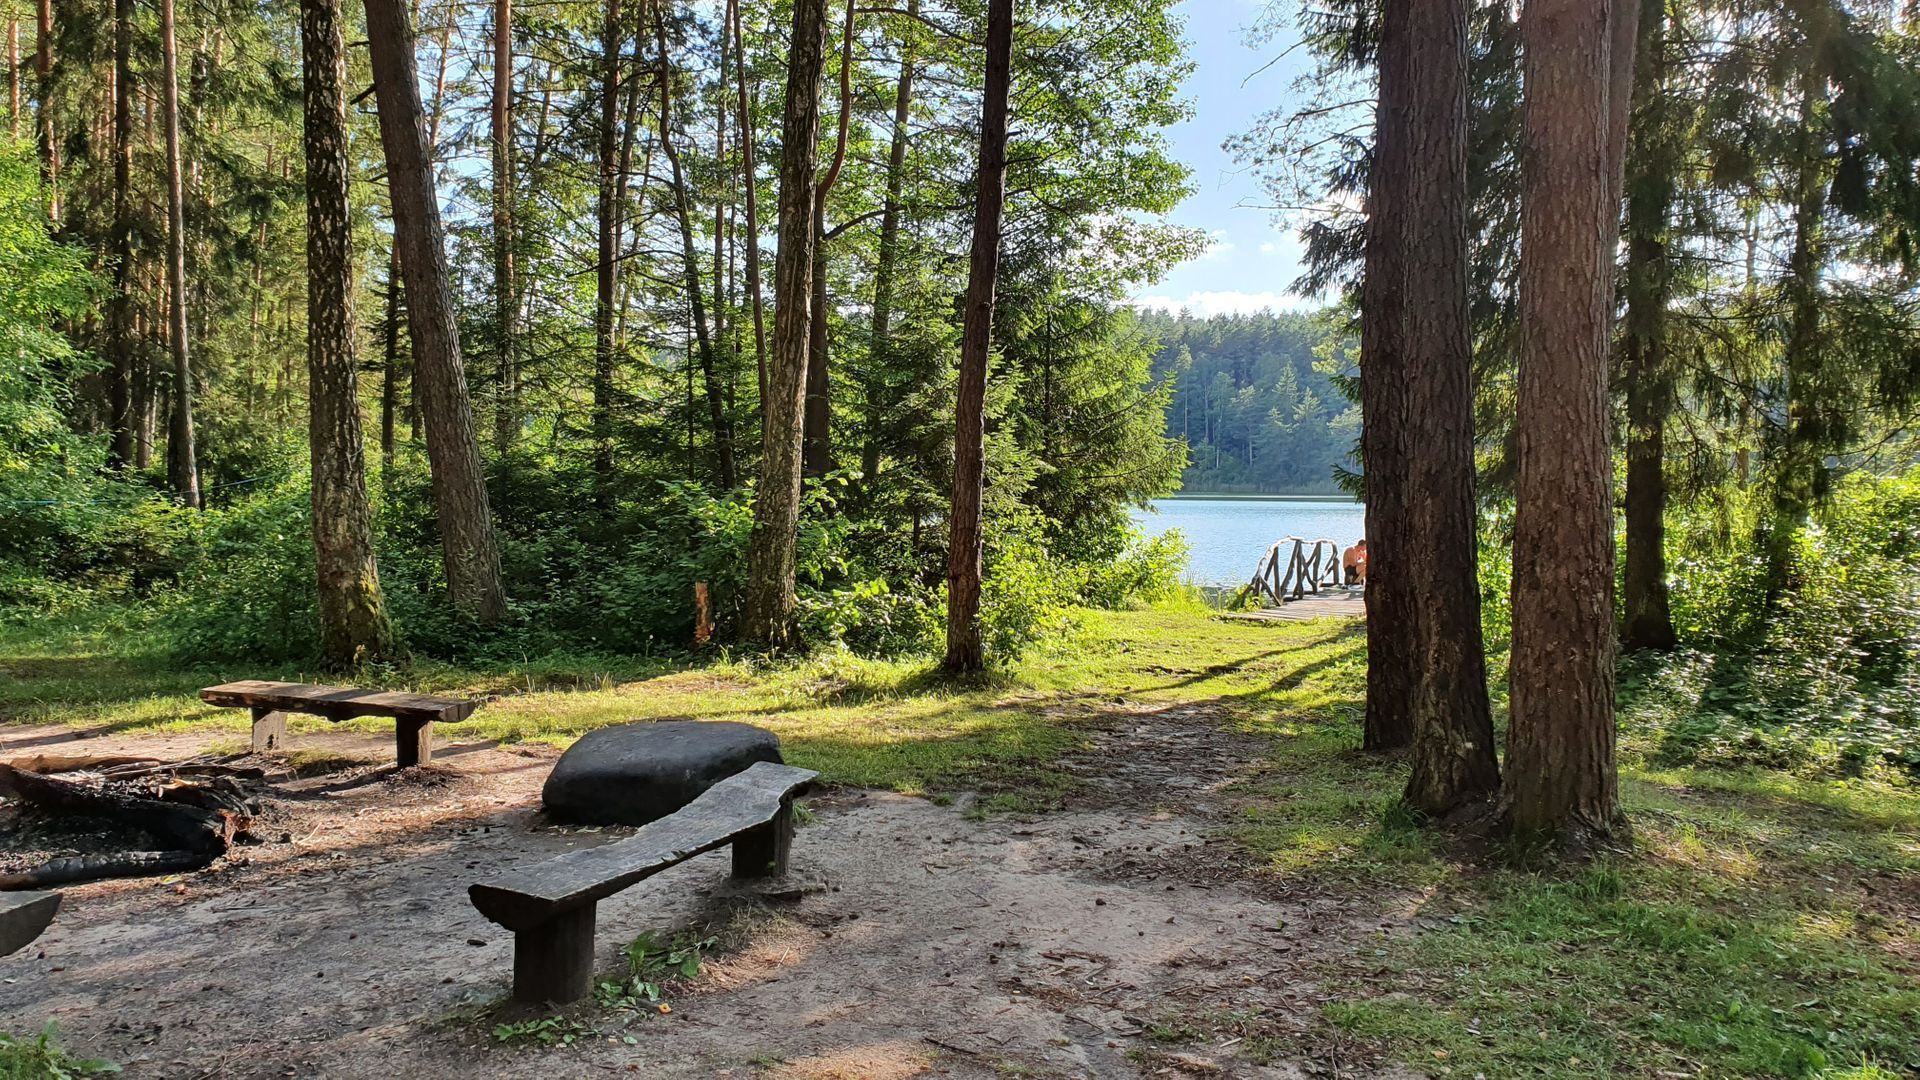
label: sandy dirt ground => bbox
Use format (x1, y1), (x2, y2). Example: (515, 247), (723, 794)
(0, 709), (1416, 1079)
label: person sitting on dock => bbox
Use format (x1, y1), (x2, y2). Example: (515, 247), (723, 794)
(1342, 540), (1368, 587)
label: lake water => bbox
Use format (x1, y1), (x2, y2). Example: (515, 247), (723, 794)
(1129, 497), (1367, 587)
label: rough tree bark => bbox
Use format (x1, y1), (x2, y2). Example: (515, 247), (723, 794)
(741, 0), (828, 647)
(861, 0), (918, 485)
(943, 0), (1013, 673)
(365, 0), (508, 624)
(1368, 0), (1498, 812)
(1358, 0), (1415, 755)
(1503, 0), (1637, 845)
(656, 10), (736, 489)
(1619, 0), (1677, 653)
(160, 0), (201, 508)
(302, 0), (394, 664)
(491, 0), (517, 450)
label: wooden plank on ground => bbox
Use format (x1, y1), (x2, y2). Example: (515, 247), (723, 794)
(470, 762), (818, 932)
(1221, 590), (1367, 623)
(200, 680), (477, 723)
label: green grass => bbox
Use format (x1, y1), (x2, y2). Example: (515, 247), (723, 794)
(0, 1025), (118, 1077)
(3, 604), (1915, 1077)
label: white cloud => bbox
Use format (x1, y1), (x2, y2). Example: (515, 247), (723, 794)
(1130, 290), (1316, 317)
(1257, 241), (1278, 254)
(1196, 229), (1236, 260)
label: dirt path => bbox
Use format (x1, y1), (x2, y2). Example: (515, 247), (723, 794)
(0, 709), (1410, 1079)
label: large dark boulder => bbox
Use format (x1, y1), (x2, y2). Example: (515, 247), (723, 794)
(542, 720), (785, 826)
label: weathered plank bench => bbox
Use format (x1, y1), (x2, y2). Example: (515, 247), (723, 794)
(199, 680), (479, 768)
(0, 890), (61, 957)
(469, 760), (817, 1003)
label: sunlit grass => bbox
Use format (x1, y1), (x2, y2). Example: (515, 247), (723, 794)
(4, 603), (1916, 1076)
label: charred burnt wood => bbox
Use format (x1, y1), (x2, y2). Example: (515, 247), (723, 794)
(0, 763), (244, 856)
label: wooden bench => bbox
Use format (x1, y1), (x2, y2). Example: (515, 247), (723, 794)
(199, 680), (479, 768)
(469, 761), (817, 1003)
(0, 891), (60, 957)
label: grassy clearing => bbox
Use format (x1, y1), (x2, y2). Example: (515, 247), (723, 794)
(2, 604), (1915, 1077)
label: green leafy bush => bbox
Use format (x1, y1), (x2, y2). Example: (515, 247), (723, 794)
(1624, 471), (1920, 778)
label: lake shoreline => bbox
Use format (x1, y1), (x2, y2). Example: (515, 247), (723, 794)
(1132, 497), (1367, 587)
(1160, 491), (1362, 504)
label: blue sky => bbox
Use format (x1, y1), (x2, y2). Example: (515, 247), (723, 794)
(1130, 0), (1323, 316)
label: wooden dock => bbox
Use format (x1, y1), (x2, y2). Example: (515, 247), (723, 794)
(1222, 588), (1366, 622)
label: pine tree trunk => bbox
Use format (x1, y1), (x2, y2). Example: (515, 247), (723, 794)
(1503, 0), (1635, 845)
(861, 0), (917, 485)
(656, 10), (736, 489)
(741, 0), (828, 647)
(1372, 0), (1498, 812)
(491, 0), (517, 450)
(802, 0), (852, 481)
(366, 0), (508, 624)
(303, 0), (394, 664)
(160, 0), (201, 508)
(1358, 0), (1416, 754)
(107, 0), (134, 467)
(1619, 0), (1677, 653)
(591, 0), (623, 499)
(727, 0), (767, 410)
(943, 0), (1013, 673)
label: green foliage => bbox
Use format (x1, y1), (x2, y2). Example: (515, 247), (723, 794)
(0, 1025), (119, 1079)
(594, 931), (716, 1013)
(488, 1016), (595, 1046)
(1625, 470), (1920, 778)
(1144, 312), (1358, 495)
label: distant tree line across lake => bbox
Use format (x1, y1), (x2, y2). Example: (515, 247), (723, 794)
(1144, 311), (1358, 497)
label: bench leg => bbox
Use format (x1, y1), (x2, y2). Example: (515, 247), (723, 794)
(732, 799), (794, 879)
(512, 902), (596, 1004)
(250, 708), (288, 753)
(396, 718), (432, 768)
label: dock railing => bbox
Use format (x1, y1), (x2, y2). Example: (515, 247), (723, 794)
(1234, 537), (1344, 608)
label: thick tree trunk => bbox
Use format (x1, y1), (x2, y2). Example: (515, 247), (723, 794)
(160, 0), (201, 508)
(728, 0), (767, 409)
(1358, 6), (1412, 753)
(656, 11), (736, 489)
(1503, 0), (1635, 845)
(491, 0), (517, 450)
(741, 0), (828, 647)
(366, 0), (508, 624)
(591, 0), (623, 499)
(107, 0), (134, 467)
(1619, 0), (1676, 653)
(1368, 0), (1498, 811)
(303, 0), (394, 664)
(862, 0), (917, 485)
(943, 0), (1013, 673)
